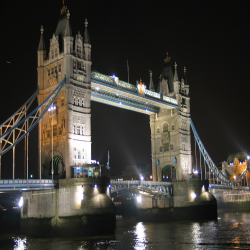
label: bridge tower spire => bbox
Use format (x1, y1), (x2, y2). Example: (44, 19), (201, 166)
(37, 5), (92, 179)
(150, 53), (192, 181)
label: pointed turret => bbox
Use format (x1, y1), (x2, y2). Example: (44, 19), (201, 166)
(38, 25), (46, 51)
(173, 62), (178, 82)
(149, 69), (155, 91)
(64, 10), (72, 37)
(63, 10), (73, 55)
(84, 18), (91, 63)
(37, 26), (46, 68)
(84, 19), (90, 44)
(184, 66), (187, 85)
(160, 52), (174, 93)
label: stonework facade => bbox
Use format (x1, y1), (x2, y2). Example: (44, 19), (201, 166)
(37, 10), (91, 178)
(150, 57), (191, 181)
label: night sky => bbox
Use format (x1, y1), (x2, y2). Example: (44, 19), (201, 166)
(1, 1), (249, 178)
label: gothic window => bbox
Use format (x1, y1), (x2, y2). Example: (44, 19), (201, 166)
(55, 48), (58, 57)
(53, 98), (57, 106)
(163, 123), (168, 133)
(82, 149), (85, 159)
(51, 50), (54, 59)
(74, 125), (76, 134)
(52, 67), (54, 74)
(81, 98), (84, 106)
(48, 69), (50, 76)
(77, 125), (80, 135)
(61, 98), (64, 106)
(81, 126), (84, 135)
(159, 146), (163, 153)
(170, 144), (174, 150)
(59, 125), (62, 135)
(163, 143), (169, 152)
(78, 98), (80, 106)
(73, 96), (76, 105)
(77, 45), (81, 54)
(172, 125), (175, 130)
(47, 131), (50, 138)
(78, 150), (81, 159)
(58, 64), (61, 72)
(53, 125), (57, 137)
(157, 127), (160, 133)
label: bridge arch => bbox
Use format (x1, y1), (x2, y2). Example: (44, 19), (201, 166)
(162, 165), (176, 182)
(49, 155), (65, 178)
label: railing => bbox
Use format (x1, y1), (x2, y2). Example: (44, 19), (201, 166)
(209, 183), (250, 191)
(0, 179), (58, 191)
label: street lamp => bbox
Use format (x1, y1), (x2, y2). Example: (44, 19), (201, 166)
(48, 105), (56, 179)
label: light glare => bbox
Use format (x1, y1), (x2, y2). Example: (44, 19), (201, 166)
(18, 197), (23, 208)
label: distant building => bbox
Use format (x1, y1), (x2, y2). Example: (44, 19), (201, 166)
(222, 152), (249, 185)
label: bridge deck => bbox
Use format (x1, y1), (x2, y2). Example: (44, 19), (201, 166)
(0, 179), (58, 191)
(91, 72), (178, 115)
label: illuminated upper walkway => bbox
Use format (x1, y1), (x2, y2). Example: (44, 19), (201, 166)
(91, 72), (178, 114)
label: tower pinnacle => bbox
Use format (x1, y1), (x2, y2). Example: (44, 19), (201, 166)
(84, 18), (90, 44)
(38, 25), (46, 51)
(174, 62), (178, 81)
(60, 0), (67, 15)
(64, 10), (72, 37)
(164, 52), (171, 64)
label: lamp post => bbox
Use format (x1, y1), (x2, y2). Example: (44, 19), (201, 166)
(48, 105), (56, 179)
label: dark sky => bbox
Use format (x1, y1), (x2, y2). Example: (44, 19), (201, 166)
(1, 1), (249, 178)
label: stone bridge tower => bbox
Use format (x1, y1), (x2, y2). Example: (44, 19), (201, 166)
(150, 53), (191, 181)
(37, 3), (91, 178)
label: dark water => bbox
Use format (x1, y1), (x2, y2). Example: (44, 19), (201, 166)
(1, 211), (250, 249)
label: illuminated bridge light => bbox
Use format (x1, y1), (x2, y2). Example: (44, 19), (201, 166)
(94, 184), (97, 188)
(108, 185), (111, 188)
(116, 93), (119, 96)
(48, 105), (56, 112)
(119, 101), (122, 105)
(146, 109), (148, 112)
(18, 197), (23, 208)
(96, 87), (99, 91)
(112, 74), (116, 78)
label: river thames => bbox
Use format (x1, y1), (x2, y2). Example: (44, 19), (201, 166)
(1, 210), (250, 249)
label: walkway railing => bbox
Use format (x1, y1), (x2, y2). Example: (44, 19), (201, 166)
(0, 179), (58, 191)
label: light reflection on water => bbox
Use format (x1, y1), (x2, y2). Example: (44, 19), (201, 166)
(3, 212), (250, 249)
(13, 237), (28, 250)
(133, 222), (147, 250)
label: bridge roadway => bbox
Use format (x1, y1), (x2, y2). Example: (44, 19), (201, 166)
(0, 179), (249, 193)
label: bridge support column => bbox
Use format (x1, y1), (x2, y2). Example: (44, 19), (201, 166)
(150, 105), (191, 182)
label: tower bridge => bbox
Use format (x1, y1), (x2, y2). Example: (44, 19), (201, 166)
(0, 2), (249, 235)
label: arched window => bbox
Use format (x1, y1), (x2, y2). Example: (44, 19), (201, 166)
(77, 125), (80, 135)
(163, 123), (168, 133)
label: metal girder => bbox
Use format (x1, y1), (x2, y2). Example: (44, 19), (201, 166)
(110, 180), (173, 196)
(191, 119), (248, 185)
(0, 76), (66, 157)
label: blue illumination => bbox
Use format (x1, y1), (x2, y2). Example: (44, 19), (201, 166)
(94, 184), (97, 188)
(96, 87), (100, 91)
(119, 101), (122, 105)
(48, 105), (56, 112)
(112, 75), (116, 78)
(146, 109), (148, 112)
(108, 185), (111, 188)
